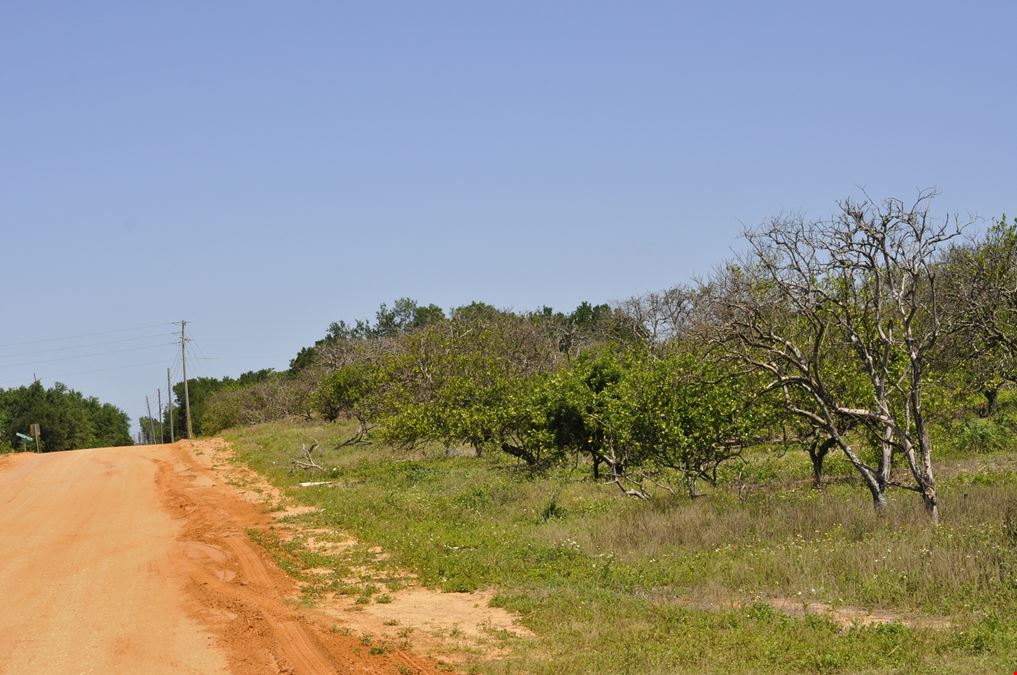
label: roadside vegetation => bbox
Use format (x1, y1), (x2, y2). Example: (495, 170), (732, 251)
(224, 417), (1017, 673)
(190, 192), (1017, 671)
(0, 380), (132, 452)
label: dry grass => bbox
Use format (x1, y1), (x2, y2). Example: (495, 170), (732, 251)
(550, 479), (1017, 615)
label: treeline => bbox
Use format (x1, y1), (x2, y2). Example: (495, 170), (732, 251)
(0, 381), (133, 452)
(137, 368), (308, 442)
(198, 192), (1017, 521)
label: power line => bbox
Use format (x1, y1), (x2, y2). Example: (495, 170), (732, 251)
(184, 343), (203, 376)
(60, 359), (174, 377)
(0, 342), (178, 369)
(169, 355), (181, 384)
(0, 322), (177, 349)
(189, 337), (210, 360)
(190, 356), (246, 360)
(0, 332), (178, 360)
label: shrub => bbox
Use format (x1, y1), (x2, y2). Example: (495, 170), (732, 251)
(952, 417), (1012, 454)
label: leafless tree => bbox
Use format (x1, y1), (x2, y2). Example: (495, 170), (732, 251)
(618, 286), (698, 348)
(712, 191), (964, 521)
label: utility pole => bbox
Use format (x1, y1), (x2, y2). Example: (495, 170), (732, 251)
(145, 396), (156, 444)
(166, 368), (175, 442)
(157, 388), (164, 443)
(180, 320), (193, 439)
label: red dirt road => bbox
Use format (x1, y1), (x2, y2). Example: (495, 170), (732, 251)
(0, 444), (439, 674)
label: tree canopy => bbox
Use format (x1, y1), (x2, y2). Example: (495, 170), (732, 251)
(0, 381), (132, 452)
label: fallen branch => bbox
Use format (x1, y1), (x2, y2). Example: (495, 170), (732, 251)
(289, 438), (324, 474)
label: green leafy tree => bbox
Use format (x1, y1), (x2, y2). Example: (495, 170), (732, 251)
(0, 381), (132, 451)
(607, 348), (777, 498)
(313, 360), (385, 444)
(941, 215), (1017, 416)
(377, 309), (561, 460)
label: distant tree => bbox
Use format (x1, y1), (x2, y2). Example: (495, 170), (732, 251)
(618, 286), (698, 346)
(172, 376), (227, 436)
(173, 369), (290, 436)
(448, 301), (506, 323)
(550, 301), (626, 359)
(202, 367), (320, 436)
(374, 297), (446, 337)
(137, 415), (161, 444)
(89, 399), (133, 446)
(0, 381), (132, 451)
(289, 298), (445, 372)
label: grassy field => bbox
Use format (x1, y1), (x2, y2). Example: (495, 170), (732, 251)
(222, 420), (1017, 673)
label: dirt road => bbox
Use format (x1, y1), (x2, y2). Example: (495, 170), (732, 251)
(0, 444), (438, 674)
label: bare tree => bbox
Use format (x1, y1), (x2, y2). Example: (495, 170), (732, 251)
(713, 191), (963, 521)
(618, 286), (699, 349)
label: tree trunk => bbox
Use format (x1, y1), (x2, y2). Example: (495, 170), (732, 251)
(500, 443), (537, 465)
(877, 425), (893, 492)
(686, 474), (701, 499)
(829, 435), (887, 516)
(983, 387), (1000, 418)
(870, 483), (888, 515)
(807, 438), (835, 489)
(922, 485), (939, 523)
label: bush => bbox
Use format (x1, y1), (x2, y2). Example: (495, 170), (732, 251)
(952, 417), (1013, 454)
(202, 374), (313, 435)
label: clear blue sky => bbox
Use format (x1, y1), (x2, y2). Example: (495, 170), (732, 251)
(2, 1), (1015, 434)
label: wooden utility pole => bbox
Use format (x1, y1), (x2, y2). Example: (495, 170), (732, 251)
(167, 368), (175, 442)
(180, 320), (193, 439)
(157, 388), (164, 443)
(145, 396), (156, 444)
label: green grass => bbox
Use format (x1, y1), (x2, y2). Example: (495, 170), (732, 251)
(223, 420), (1017, 673)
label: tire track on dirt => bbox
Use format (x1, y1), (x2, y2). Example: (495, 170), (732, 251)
(0, 444), (442, 674)
(157, 441), (443, 674)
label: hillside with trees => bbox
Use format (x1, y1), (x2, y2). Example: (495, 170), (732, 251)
(200, 193), (1016, 519)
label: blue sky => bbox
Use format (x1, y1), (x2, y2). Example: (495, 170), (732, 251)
(1, 1), (1015, 432)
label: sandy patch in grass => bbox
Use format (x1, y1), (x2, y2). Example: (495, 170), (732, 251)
(198, 437), (533, 665)
(664, 589), (953, 630)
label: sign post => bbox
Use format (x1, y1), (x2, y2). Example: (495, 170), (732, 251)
(29, 424), (41, 452)
(15, 432), (32, 452)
